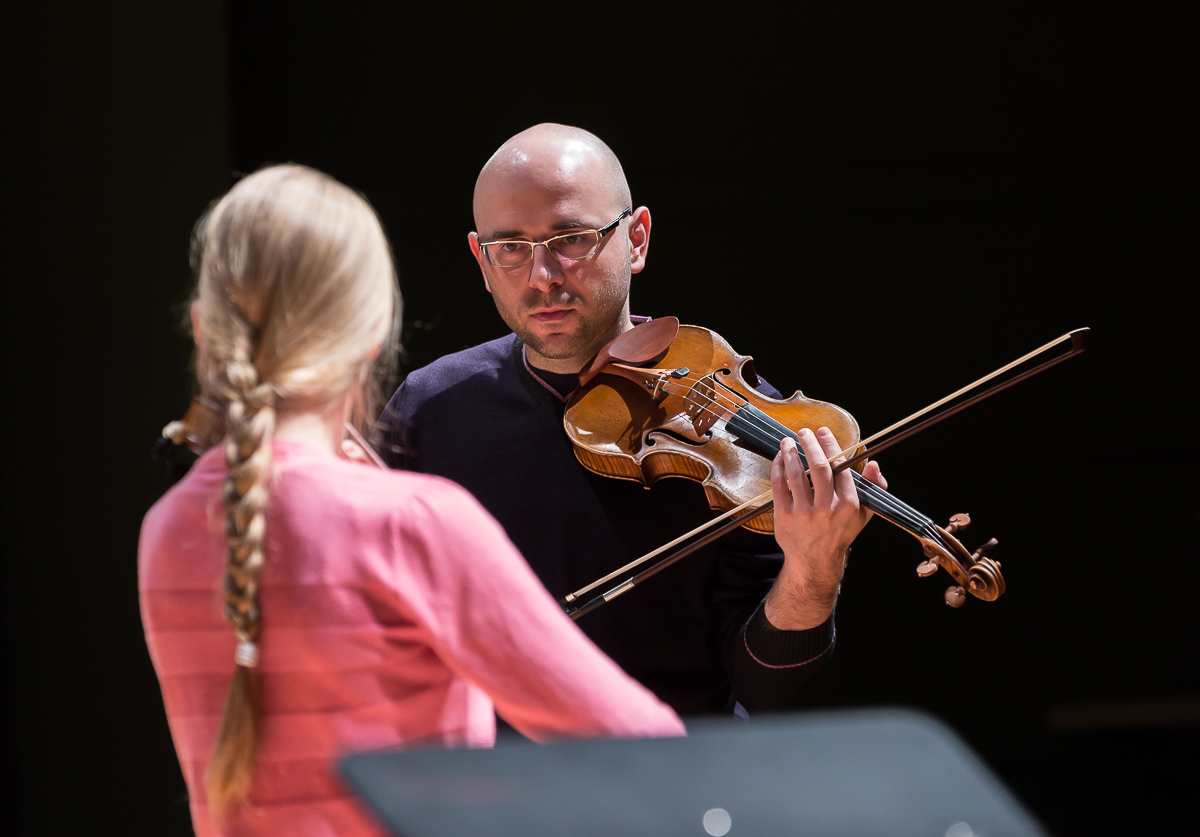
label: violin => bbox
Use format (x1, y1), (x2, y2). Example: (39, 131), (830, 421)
(561, 317), (1087, 615)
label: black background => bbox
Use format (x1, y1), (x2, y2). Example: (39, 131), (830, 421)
(8, 3), (1196, 834)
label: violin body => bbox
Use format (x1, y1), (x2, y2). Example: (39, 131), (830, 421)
(565, 325), (862, 534)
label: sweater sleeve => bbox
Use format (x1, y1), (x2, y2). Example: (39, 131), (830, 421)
(711, 369), (838, 712)
(709, 526), (836, 712)
(384, 479), (685, 741)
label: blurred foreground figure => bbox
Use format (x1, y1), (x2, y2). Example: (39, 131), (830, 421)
(139, 164), (683, 837)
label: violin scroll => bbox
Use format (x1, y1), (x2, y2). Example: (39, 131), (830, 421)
(162, 397), (224, 456)
(914, 514), (1006, 607)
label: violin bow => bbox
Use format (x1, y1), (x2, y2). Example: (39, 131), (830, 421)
(561, 327), (1089, 620)
(343, 422), (388, 469)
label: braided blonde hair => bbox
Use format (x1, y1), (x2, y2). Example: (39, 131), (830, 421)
(191, 164), (399, 815)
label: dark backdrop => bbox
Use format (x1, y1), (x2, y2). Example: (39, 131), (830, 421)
(9, 3), (1196, 834)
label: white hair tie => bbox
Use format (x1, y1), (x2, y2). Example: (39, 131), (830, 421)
(234, 640), (259, 668)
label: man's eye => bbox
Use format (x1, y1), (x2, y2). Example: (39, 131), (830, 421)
(497, 242), (526, 254)
(559, 234), (584, 245)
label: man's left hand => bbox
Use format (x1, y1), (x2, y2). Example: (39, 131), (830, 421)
(763, 427), (887, 630)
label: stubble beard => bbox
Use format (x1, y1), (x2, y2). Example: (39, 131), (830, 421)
(500, 290), (614, 362)
(493, 269), (631, 368)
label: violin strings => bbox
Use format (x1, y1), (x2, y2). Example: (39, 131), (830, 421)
(624, 327), (1085, 466)
(742, 405), (937, 538)
(621, 370), (934, 538)
(641, 373), (941, 542)
(609, 328), (1086, 550)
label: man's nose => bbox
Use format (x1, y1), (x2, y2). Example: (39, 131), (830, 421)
(527, 243), (565, 291)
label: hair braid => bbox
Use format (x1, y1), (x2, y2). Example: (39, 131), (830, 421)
(207, 349), (276, 815)
(189, 163), (400, 818)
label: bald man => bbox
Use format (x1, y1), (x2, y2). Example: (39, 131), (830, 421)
(377, 124), (885, 717)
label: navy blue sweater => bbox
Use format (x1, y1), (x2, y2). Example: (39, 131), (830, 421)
(376, 333), (834, 716)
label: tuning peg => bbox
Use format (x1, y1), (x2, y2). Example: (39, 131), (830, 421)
(971, 538), (998, 562)
(946, 513), (971, 534)
(916, 559), (939, 577)
(944, 586), (966, 608)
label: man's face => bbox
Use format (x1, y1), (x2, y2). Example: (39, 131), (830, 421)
(470, 152), (638, 372)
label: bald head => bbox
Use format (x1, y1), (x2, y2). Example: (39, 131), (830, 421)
(466, 123), (650, 373)
(473, 124), (631, 229)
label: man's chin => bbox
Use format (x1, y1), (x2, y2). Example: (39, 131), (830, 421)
(521, 333), (584, 361)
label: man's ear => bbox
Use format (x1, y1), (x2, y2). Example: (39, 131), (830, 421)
(468, 232), (492, 293)
(190, 299), (204, 351)
(628, 206), (651, 274)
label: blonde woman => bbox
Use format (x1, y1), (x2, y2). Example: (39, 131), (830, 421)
(139, 165), (683, 837)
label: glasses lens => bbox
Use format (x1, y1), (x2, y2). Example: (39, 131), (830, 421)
(548, 231), (601, 261)
(488, 241), (533, 267)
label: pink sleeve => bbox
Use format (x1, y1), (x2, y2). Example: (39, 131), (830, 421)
(384, 480), (685, 741)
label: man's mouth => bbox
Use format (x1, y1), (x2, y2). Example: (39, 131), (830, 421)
(529, 308), (574, 323)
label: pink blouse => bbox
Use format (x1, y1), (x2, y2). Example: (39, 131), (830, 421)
(140, 439), (683, 836)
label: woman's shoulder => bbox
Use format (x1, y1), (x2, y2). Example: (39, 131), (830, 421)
(140, 439), (494, 556)
(271, 439), (482, 517)
(140, 446), (224, 538)
(269, 440), (510, 574)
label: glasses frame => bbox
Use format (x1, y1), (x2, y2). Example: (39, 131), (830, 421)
(478, 208), (633, 270)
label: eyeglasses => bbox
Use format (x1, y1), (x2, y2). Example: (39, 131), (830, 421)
(478, 208), (632, 269)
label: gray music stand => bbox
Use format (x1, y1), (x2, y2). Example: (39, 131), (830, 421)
(340, 707), (1045, 837)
